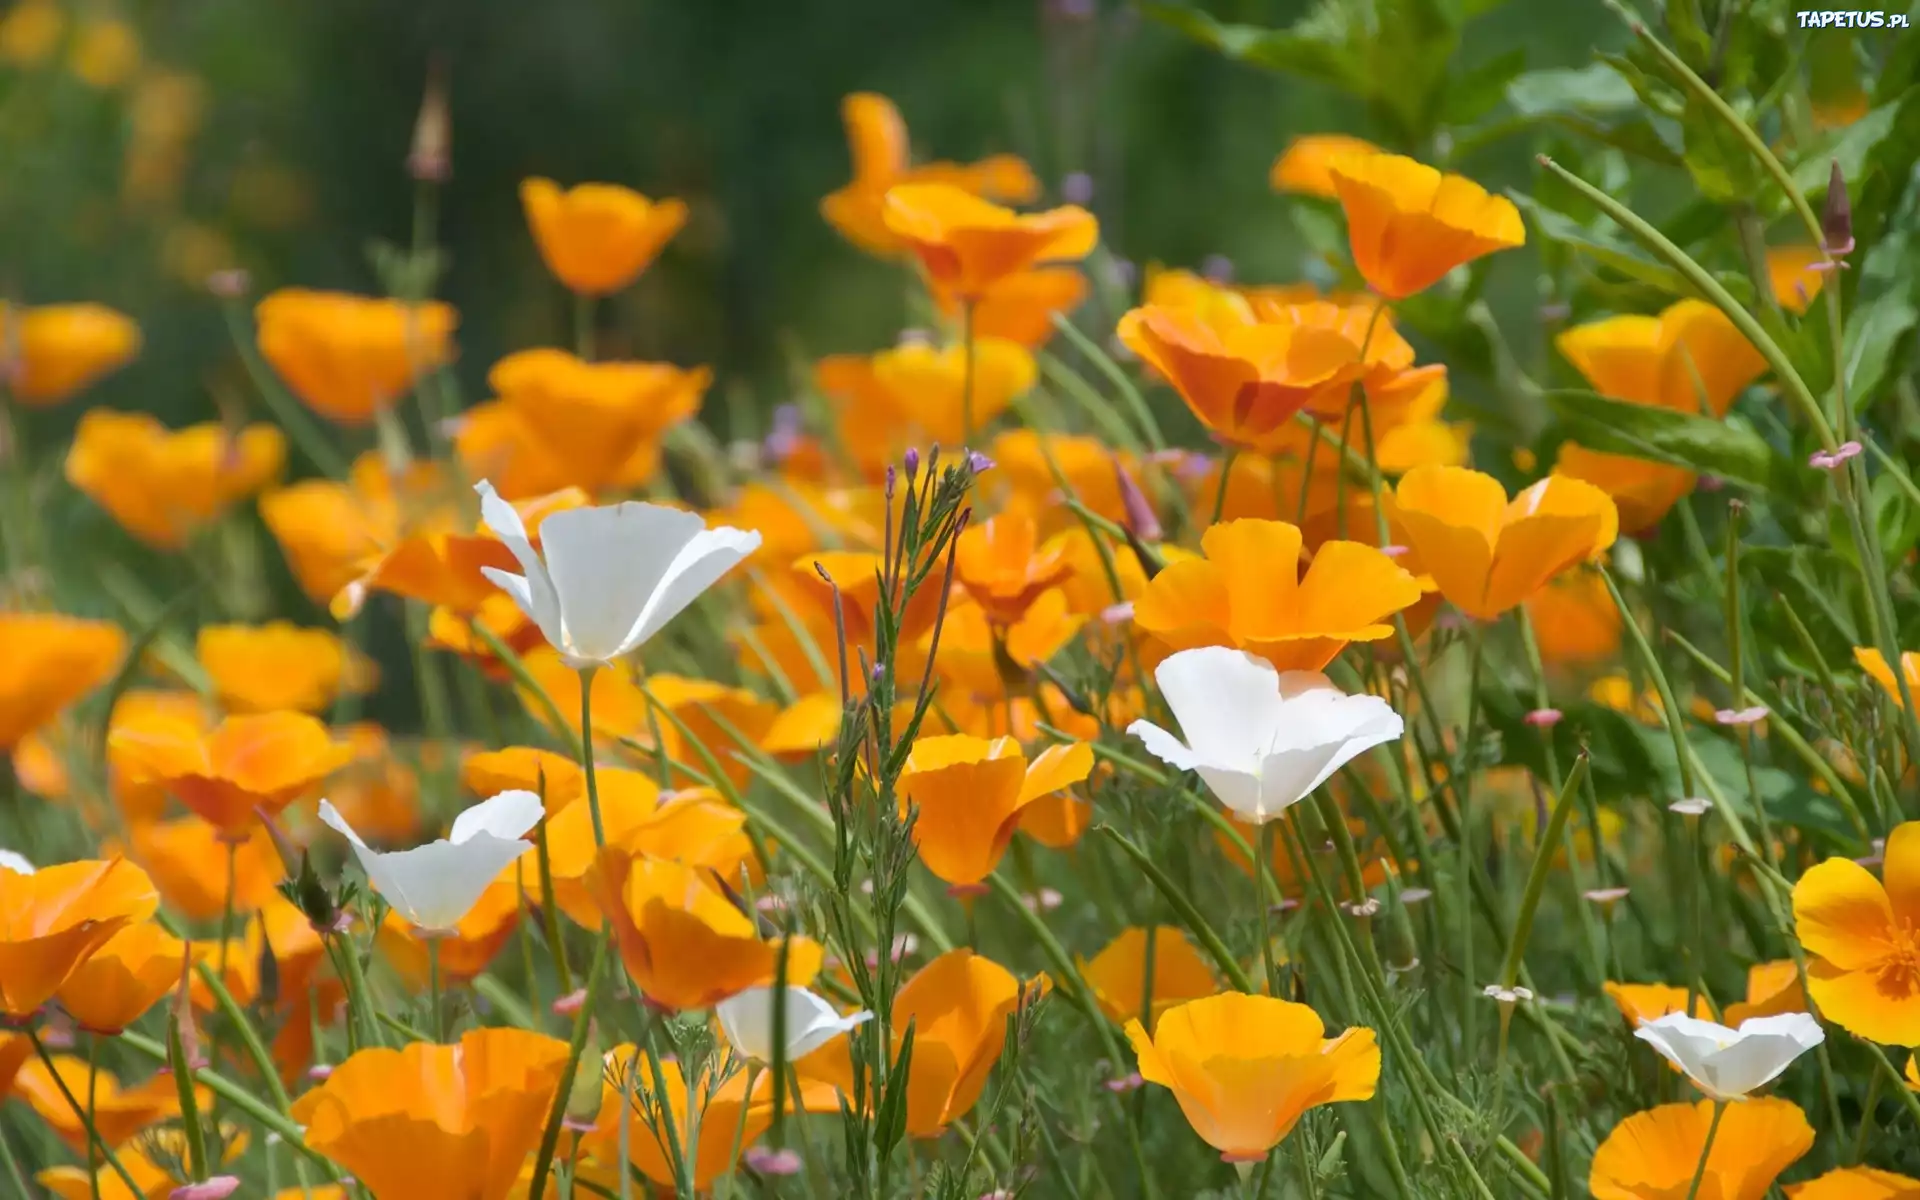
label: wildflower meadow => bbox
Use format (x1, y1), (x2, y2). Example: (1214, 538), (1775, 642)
(1, 0), (1918, 1197)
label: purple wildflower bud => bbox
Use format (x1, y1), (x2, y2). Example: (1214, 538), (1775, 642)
(746, 1147), (804, 1176)
(1061, 171), (1095, 205)
(885, 464), (897, 500)
(1201, 253), (1233, 283)
(967, 449), (994, 474)
(1113, 455), (1162, 541)
(904, 446), (921, 480)
(762, 404), (804, 464)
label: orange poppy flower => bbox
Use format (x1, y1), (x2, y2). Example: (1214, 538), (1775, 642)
(1132, 518), (1419, 671)
(820, 92), (1038, 257)
(0, 613), (125, 751)
(62, 410), (284, 550)
(14, 1056), (202, 1150)
(196, 622), (374, 714)
(1723, 960), (1809, 1025)
(0, 857), (157, 1018)
(1855, 647), (1920, 708)
(258, 453), (434, 605)
(928, 591), (1085, 701)
(1390, 466), (1617, 621)
(1126, 992), (1379, 1161)
(952, 510), (1072, 624)
(53, 920), (185, 1034)
(897, 735), (1093, 888)
(989, 429), (1142, 534)
(295, 1026), (571, 1200)
(1270, 134), (1387, 198)
(1116, 305), (1368, 451)
(0, 1032), (30, 1097)
(1558, 300), (1766, 420)
(790, 549), (948, 654)
(514, 649), (660, 754)
(1590, 1098), (1812, 1200)
(122, 815), (285, 921)
(642, 674), (779, 791)
(1786, 1167), (1920, 1199)
(853, 336), (1037, 447)
(1325, 152), (1525, 299)
(38, 1137), (180, 1200)
(1080, 926), (1218, 1032)
(585, 850), (821, 1011)
(1767, 246), (1827, 316)
(255, 288), (457, 424)
(1603, 981), (1707, 1026)
(0, 301), (139, 404)
(1791, 820), (1920, 1045)
(1524, 570), (1622, 667)
(537, 768), (667, 925)
(575, 1046), (842, 1189)
(462, 745), (586, 813)
(1553, 444), (1701, 536)
(933, 266), (1088, 347)
(800, 948), (1047, 1137)
(101, 690), (213, 822)
(484, 348), (708, 496)
(378, 877), (520, 987)
(520, 178), (686, 295)
(427, 595), (545, 680)
(108, 709), (351, 834)
(881, 182), (1097, 301)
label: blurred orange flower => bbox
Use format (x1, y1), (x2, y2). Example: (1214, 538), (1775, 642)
(934, 266), (1087, 348)
(857, 336), (1037, 447)
(295, 1027), (570, 1200)
(1080, 926), (1218, 1033)
(1391, 466), (1618, 621)
(1117, 305), (1367, 451)
(259, 453), (434, 604)
(1723, 960), (1809, 1025)
(0, 857), (157, 1018)
(1603, 981), (1705, 1026)
(1524, 570), (1622, 668)
(319, 723), (424, 844)
(14, 1057), (198, 1151)
(586, 850), (821, 1010)
(123, 816), (285, 921)
(1326, 152), (1525, 299)
(821, 92), (1038, 257)
(1557, 300), (1767, 421)
(520, 178), (686, 297)
(0, 302), (140, 404)
(1270, 134), (1387, 198)
(1767, 246), (1827, 316)
(1590, 1098), (1811, 1200)
(480, 348), (708, 497)
(1126, 993), (1379, 1161)
(196, 622), (374, 714)
(1133, 519), (1419, 671)
(1792, 821), (1920, 1045)
(953, 510), (1071, 624)
(108, 709), (351, 834)
(0, 613), (124, 751)
(256, 288), (457, 424)
(54, 920), (184, 1034)
(64, 410), (284, 549)
(1855, 647), (1920, 708)
(1786, 1168), (1920, 1199)
(897, 735), (1092, 888)
(801, 948), (1047, 1137)
(882, 182), (1097, 301)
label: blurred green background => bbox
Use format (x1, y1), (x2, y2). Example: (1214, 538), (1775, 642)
(0, 0), (1620, 445)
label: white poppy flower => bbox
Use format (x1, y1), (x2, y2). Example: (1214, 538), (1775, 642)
(318, 789), (542, 933)
(0, 849), (33, 875)
(715, 986), (873, 1064)
(1633, 1011), (1825, 1101)
(475, 480), (761, 669)
(1127, 646), (1404, 823)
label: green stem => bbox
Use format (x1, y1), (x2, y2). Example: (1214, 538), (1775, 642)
(428, 935), (446, 1042)
(577, 666), (608, 847)
(24, 1029), (142, 1197)
(528, 926), (612, 1200)
(1684, 1101), (1725, 1200)
(118, 1030), (337, 1172)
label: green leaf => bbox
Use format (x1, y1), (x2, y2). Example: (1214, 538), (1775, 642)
(1506, 62), (1638, 117)
(1143, 3), (1360, 93)
(1790, 99), (1900, 196)
(1544, 389), (1780, 487)
(1874, 471), (1920, 567)
(1842, 290), (1916, 413)
(1679, 93), (1763, 204)
(1445, 47), (1527, 125)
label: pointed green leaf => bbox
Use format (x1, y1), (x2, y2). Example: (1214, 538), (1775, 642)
(1545, 388), (1780, 487)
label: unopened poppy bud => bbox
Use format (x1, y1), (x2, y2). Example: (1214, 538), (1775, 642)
(408, 62), (451, 184)
(1113, 455), (1161, 542)
(564, 1022), (604, 1127)
(1822, 160), (1852, 256)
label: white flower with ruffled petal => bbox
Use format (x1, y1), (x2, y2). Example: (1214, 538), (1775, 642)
(1633, 1011), (1825, 1101)
(0, 849), (33, 875)
(474, 479), (761, 669)
(716, 986), (873, 1064)
(318, 789), (542, 933)
(1128, 646), (1404, 823)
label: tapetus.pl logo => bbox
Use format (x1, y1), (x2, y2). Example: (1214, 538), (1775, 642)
(1797, 9), (1910, 26)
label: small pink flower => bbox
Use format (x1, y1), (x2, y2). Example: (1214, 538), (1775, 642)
(1399, 887), (1433, 906)
(746, 1147), (803, 1176)
(551, 989), (587, 1017)
(1809, 441), (1863, 470)
(1104, 1072), (1145, 1094)
(1524, 708), (1563, 728)
(1380, 544), (1409, 559)
(1583, 887), (1630, 906)
(1715, 705), (1768, 726)
(306, 1064), (334, 1082)
(755, 894), (789, 913)
(1021, 888), (1064, 913)
(171, 1178), (241, 1200)
(1101, 601), (1135, 625)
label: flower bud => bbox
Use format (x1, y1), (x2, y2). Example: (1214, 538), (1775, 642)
(407, 61), (451, 184)
(1822, 159), (1852, 256)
